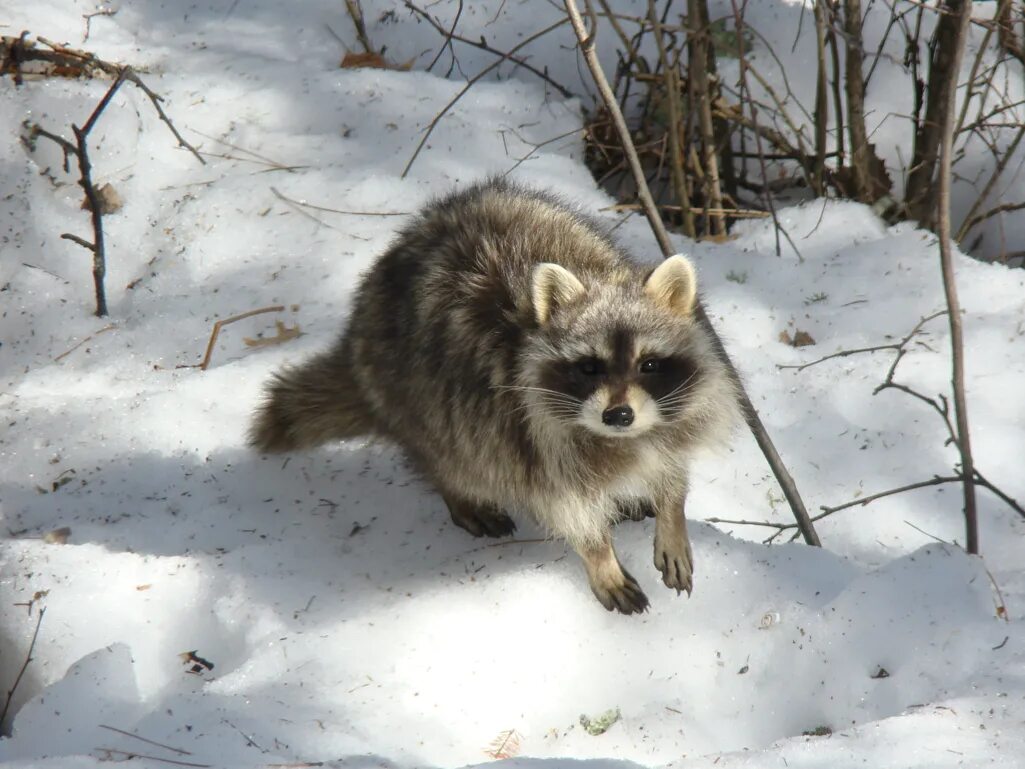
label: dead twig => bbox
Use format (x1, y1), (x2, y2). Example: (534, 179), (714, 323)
(1, 607), (45, 727)
(18, 39), (202, 317)
(709, 474), (963, 544)
(779, 310), (947, 372)
(934, 0), (978, 553)
(99, 724), (193, 756)
(182, 306), (287, 371)
(54, 323), (117, 362)
(499, 126), (582, 177)
(270, 187), (409, 217)
(343, 0), (375, 54)
(564, 0), (820, 547)
(405, 1), (572, 97)
(648, 0), (695, 238)
(94, 748), (211, 768)
(32, 39), (203, 165)
(401, 17), (569, 178)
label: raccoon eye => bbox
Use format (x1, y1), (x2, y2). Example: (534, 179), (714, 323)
(639, 358), (665, 374)
(576, 357), (605, 376)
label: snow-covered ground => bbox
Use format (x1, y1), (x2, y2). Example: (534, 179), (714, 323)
(1, 1), (1023, 767)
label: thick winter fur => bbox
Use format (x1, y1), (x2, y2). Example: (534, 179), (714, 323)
(250, 179), (740, 614)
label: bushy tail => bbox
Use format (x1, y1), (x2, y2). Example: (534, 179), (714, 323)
(249, 342), (374, 453)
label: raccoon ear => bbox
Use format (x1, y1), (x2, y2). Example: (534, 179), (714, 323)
(644, 254), (697, 316)
(532, 263), (586, 325)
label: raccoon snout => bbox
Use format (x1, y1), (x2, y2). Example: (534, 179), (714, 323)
(602, 405), (635, 427)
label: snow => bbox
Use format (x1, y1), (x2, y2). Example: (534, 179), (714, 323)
(1, 1), (1024, 768)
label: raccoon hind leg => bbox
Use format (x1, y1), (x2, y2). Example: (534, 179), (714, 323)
(615, 498), (656, 523)
(441, 491), (517, 538)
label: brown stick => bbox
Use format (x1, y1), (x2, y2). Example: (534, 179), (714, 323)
(186, 306), (286, 371)
(21, 52), (202, 316)
(904, 1), (968, 227)
(842, 0), (886, 203)
(648, 1), (695, 237)
(687, 0), (726, 235)
(934, 0), (978, 553)
(54, 323), (117, 362)
(563, 0), (821, 547)
(94, 749), (210, 768)
(343, 0), (375, 54)
(811, 0), (829, 195)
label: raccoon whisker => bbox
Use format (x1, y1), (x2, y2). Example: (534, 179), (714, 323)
(510, 400), (581, 417)
(656, 374), (698, 405)
(493, 384), (583, 403)
(506, 400), (578, 418)
(656, 392), (696, 410)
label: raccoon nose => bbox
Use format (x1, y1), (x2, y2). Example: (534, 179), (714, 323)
(602, 405), (635, 427)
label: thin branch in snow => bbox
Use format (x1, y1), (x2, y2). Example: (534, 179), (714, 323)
(16, 36), (203, 317)
(270, 187), (409, 217)
(400, 17), (570, 178)
(1, 608), (46, 728)
(405, 0), (572, 97)
(499, 126), (583, 177)
(54, 323), (117, 362)
(98, 724), (194, 756)
(779, 310), (947, 373)
(181, 306), (288, 372)
(422, 0), (464, 74)
(343, 0), (376, 54)
(30, 38), (204, 165)
(94, 748), (211, 768)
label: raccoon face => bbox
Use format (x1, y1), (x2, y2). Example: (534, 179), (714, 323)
(536, 330), (700, 438)
(525, 255), (703, 439)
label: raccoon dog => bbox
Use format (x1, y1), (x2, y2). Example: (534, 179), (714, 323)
(250, 179), (739, 614)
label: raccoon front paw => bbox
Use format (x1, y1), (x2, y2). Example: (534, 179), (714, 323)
(654, 537), (693, 596)
(590, 566), (650, 615)
(447, 501), (517, 538)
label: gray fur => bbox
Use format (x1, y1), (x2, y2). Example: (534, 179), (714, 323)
(250, 178), (740, 614)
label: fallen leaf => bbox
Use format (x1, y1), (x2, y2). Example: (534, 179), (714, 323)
(779, 329), (816, 347)
(484, 729), (522, 760)
(340, 51), (413, 71)
(82, 182), (123, 214)
(43, 526), (71, 544)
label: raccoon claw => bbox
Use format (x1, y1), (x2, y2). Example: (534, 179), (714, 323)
(447, 501), (517, 538)
(654, 540), (693, 596)
(591, 568), (650, 615)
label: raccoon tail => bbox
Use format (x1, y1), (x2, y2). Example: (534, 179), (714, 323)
(249, 340), (374, 453)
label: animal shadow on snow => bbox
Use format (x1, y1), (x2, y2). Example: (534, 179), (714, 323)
(1, 439), (564, 610)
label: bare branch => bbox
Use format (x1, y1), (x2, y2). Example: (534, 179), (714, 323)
(934, 0), (978, 553)
(404, 1), (572, 97)
(1, 608), (46, 726)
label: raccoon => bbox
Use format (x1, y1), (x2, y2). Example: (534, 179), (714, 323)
(250, 178), (740, 614)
